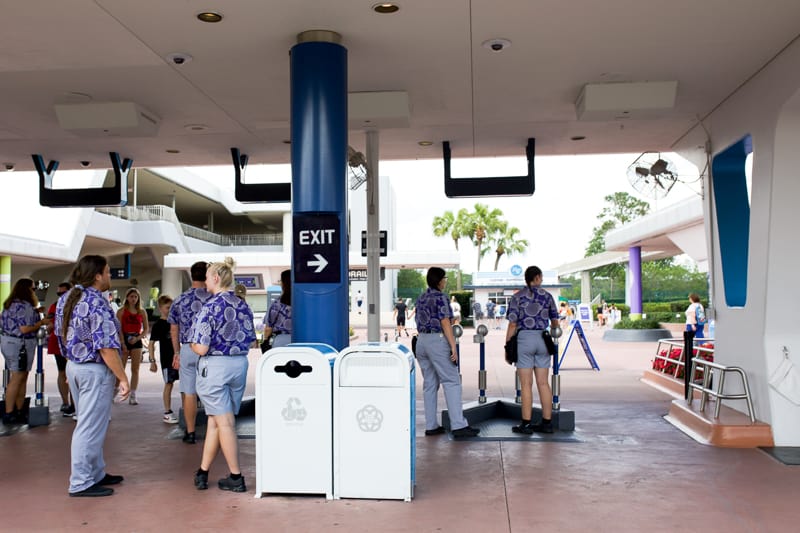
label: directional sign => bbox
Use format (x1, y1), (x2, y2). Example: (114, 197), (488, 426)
(360, 230), (387, 257)
(293, 213), (341, 284)
(348, 267), (385, 282)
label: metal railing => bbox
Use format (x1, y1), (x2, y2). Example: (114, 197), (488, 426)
(688, 357), (756, 423)
(97, 205), (282, 247)
(652, 337), (715, 379)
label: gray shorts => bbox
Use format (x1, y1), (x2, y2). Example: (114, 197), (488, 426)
(272, 333), (291, 349)
(179, 344), (199, 394)
(196, 356), (249, 416)
(1, 335), (37, 372)
(516, 329), (551, 369)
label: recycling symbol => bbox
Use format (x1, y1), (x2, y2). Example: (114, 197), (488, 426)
(281, 397), (307, 421)
(356, 404), (383, 432)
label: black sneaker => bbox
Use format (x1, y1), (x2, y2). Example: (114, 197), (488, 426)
(98, 473), (124, 485)
(511, 422), (535, 435)
(531, 421), (554, 434)
(182, 431), (196, 444)
(424, 426), (446, 436)
(451, 426), (480, 438)
(69, 484), (114, 497)
(62, 405), (76, 417)
(218, 474), (246, 493)
(2, 412), (16, 425)
(194, 470), (208, 490)
(60, 403), (70, 413)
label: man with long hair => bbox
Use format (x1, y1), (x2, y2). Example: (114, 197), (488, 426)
(55, 255), (130, 497)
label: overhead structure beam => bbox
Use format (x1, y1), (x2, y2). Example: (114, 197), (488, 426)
(232, 147), (291, 203)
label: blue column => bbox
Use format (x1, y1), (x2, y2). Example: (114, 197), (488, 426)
(629, 246), (642, 318)
(290, 34), (348, 350)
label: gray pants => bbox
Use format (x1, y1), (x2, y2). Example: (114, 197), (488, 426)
(416, 332), (468, 431)
(272, 333), (291, 349)
(66, 361), (114, 493)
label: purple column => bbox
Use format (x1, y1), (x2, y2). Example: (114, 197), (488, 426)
(629, 246), (642, 317)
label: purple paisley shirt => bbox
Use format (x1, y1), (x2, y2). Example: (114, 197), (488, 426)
(55, 286), (121, 364)
(507, 286), (558, 330)
(262, 300), (291, 334)
(414, 288), (453, 331)
(190, 291), (256, 356)
(168, 287), (212, 344)
(1, 300), (39, 339)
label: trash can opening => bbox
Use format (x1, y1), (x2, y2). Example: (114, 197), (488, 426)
(274, 360), (313, 378)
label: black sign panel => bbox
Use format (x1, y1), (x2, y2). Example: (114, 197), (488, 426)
(293, 213), (341, 284)
(360, 230), (387, 257)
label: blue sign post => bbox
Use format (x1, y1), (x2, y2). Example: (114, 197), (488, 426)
(290, 34), (348, 350)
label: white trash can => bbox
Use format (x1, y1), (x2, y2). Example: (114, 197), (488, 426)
(333, 342), (415, 501)
(255, 343), (337, 499)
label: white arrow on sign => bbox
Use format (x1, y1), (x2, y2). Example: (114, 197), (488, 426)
(307, 254), (329, 273)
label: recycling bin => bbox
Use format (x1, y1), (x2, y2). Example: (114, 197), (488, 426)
(333, 342), (415, 501)
(255, 343), (337, 499)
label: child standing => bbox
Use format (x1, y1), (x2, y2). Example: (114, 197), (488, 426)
(148, 295), (179, 423)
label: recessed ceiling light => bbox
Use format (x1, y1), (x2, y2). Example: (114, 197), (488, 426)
(282, 139), (291, 144)
(372, 3), (400, 14)
(184, 124), (209, 132)
(197, 11), (223, 23)
(418, 141), (433, 146)
(166, 149), (181, 154)
(570, 136), (586, 141)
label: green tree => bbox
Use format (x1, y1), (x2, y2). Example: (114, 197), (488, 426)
(493, 222), (528, 271)
(465, 203), (504, 271)
(585, 192), (650, 288)
(397, 269), (426, 302)
(432, 209), (471, 289)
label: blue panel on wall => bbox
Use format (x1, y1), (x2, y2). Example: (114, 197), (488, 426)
(711, 135), (751, 307)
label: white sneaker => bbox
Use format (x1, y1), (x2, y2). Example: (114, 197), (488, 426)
(129, 391), (138, 405)
(162, 411), (179, 424)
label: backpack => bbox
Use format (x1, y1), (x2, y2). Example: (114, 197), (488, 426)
(696, 305), (706, 325)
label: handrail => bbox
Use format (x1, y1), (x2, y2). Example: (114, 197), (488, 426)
(652, 337), (714, 379)
(688, 357), (756, 423)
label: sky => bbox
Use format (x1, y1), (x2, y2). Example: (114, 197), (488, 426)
(376, 152), (702, 273)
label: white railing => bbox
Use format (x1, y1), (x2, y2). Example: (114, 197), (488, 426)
(97, 205), (282, 248)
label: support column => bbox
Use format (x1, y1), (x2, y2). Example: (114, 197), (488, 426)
(0, 256), (10, 305)
(580, 271), (591, 303)
(290, 31), (348, 350)
(161, 268), (182, 302)
(628, 246), (642, 319)
(366, 130), (380, 342)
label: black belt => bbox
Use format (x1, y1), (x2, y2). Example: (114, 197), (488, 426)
(418, 329), (442, 334)
(519, 329), (545, 332)
(2, 334), (26, 339)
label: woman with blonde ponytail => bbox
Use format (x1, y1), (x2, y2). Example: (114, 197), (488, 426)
(189, 257), (256, 493)
(55, 255), (130, 497)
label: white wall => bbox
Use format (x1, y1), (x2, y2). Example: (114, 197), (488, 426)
(675, 36), (800, 444)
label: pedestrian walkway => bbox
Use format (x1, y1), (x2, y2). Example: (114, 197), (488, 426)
(1, 325), (797, 532)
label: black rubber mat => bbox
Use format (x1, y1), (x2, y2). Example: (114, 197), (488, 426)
(447, 417), (583, 442)
(759, 447), (800, 465)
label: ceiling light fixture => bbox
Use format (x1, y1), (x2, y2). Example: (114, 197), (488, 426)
(418, 141), (433, 146)
(570, 136), (586, 141)
(196, 11), (223, 23)
(184, 124), (209, 132)
(372, 3), (400, 14)
(166, 149), (180, 154)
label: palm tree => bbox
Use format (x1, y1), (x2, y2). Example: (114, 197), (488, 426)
(432, 209), (470, 289)
(468, 203), (504, 271)
(493, 222), (528, 271)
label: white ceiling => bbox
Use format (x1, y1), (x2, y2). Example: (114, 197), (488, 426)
(1, 0), (799, 172)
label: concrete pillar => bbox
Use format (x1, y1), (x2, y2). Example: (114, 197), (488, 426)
(161, 268), (182, 301)
(580, 271), (591, 303)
